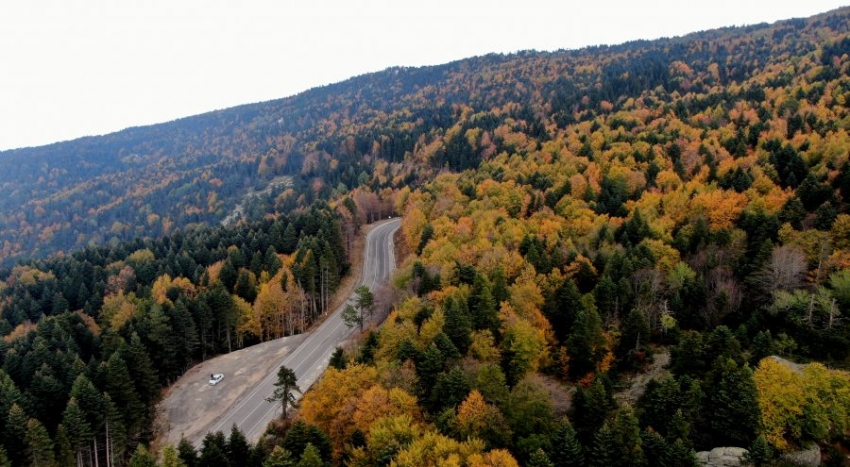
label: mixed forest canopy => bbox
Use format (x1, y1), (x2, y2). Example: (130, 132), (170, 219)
(0, 6), (850, 466)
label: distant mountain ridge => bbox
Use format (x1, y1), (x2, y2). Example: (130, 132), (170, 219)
(0, 7), (848, 266)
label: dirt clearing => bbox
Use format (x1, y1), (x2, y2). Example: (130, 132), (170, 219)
(154, 333), (307, 448)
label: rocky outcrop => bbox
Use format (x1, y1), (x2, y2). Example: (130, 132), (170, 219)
(696, 447), (748, 467)
(781, 443), (821, 466)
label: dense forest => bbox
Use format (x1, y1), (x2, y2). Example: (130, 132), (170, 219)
(0, 201), (362, 466)
(1, 5), (850, 467)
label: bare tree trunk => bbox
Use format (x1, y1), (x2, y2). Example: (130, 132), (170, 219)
(807, 292), (816, 326)
(815, 240), (828, 285)
(320, 267), (324, 317)
(94, 437), (100, 467)
(829, 298), (837, 329)
(200, 328), (207, 361)
(297, 282), (307, 332)
(105, 420), (111, 467)
(284, 302), (290, 336)
(325, 266), (330, 315)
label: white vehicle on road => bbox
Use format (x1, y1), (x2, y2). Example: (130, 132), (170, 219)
(209, 373), (224, 385)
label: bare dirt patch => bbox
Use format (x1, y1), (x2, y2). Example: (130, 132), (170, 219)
(614, 350), (671, 406)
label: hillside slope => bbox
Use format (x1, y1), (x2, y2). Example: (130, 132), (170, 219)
(1, 7), (850, 465)
(1, 8), (847, 266)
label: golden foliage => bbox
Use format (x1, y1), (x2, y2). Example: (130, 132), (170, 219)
(755, 357), (850, 451)
(690, 188), (748, 231)
(468, 330), (500, 363)
(206, 260), (224, 285)
(499, 303), (549, 376)
(233, 295), (260, 347)
(100, 292), (138, 331)
(352, 386), (421, 435)
(151, 274), (197, 306)
(466, 450), (519, 467)
(299, 364), (379, 454)
(390, 430), (485, 467)
(127, 248), (155, 263)
(254, 281), (286, 340)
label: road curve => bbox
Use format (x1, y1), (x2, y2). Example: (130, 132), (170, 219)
(206, 217), (401, 443)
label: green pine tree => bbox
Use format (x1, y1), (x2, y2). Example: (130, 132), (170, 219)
(3, 403), (28, 466)
(639, 429), (668, 467)
(162, 444), (188, 467)
(666, 438), (699, 467)
(25, 418), (55, 467)
(0, 446), (11, 467)
(0, 370), (23, 437)
(341, 304), (363, 330)
(235, 269), (259, 303)
(129, 444), (158, 467)
(199, 431), (229, 467)
(296, 443), (323, 467)
(443, 297), (472, 354)
(617, 308), (651, 369)
(548, 278), (584, 344)
(705, 358), (760, 447)
(566, 307), (607, 380)
(263, 445), (295, 467)
(328, 347), (347, 370)
(745, 434), (773, 466)
(177, 436), (198, 467)
(469, 274), (499, 334)
(54, 425), (76, 467)
(354, 285), (375, 327)
(106, 351), (144, 438)
(608, 407), (646, 467)
(590, 423), (614, 467)
(266, 365), (300, 419)
(282, 421), (332, 462)
(70, 374), (104, 438)
(549, 419), (584, 467)
(528, 449), (555, 467)
(227, 423), (251, 465)
(62, 398), (93, 464)
(282, 223), (299, 254)
(265, 246), (283, 277)
(103, 393), (128, 465)
(572, 379), (615, 445)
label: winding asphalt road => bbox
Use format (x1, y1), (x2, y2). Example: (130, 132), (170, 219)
(206, 218), (401, 443)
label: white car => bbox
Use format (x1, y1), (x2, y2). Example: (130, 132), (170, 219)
(209, 373), (224, 385)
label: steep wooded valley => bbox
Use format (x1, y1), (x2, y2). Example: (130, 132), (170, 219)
(1, 7), (850, 466)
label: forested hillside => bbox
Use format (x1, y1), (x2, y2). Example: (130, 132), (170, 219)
(0, 201), (364, 466)
(1, 5), (850, 467)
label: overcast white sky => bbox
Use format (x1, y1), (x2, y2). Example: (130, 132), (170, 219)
(0, 1), (847, 151)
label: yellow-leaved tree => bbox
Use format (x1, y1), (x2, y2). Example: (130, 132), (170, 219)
(100, 291), (138, 331)
(755, 357), (850, 450)
(298, 364), (379, 456)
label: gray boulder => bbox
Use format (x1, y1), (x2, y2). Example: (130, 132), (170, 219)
(781, 443), (820, 466)
(696, 447), (749, 467)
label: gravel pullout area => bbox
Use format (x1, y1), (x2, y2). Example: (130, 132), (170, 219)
(154, 333), (307, 448)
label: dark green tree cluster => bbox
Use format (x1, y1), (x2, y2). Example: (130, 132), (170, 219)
(0, 203), (354, 465)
